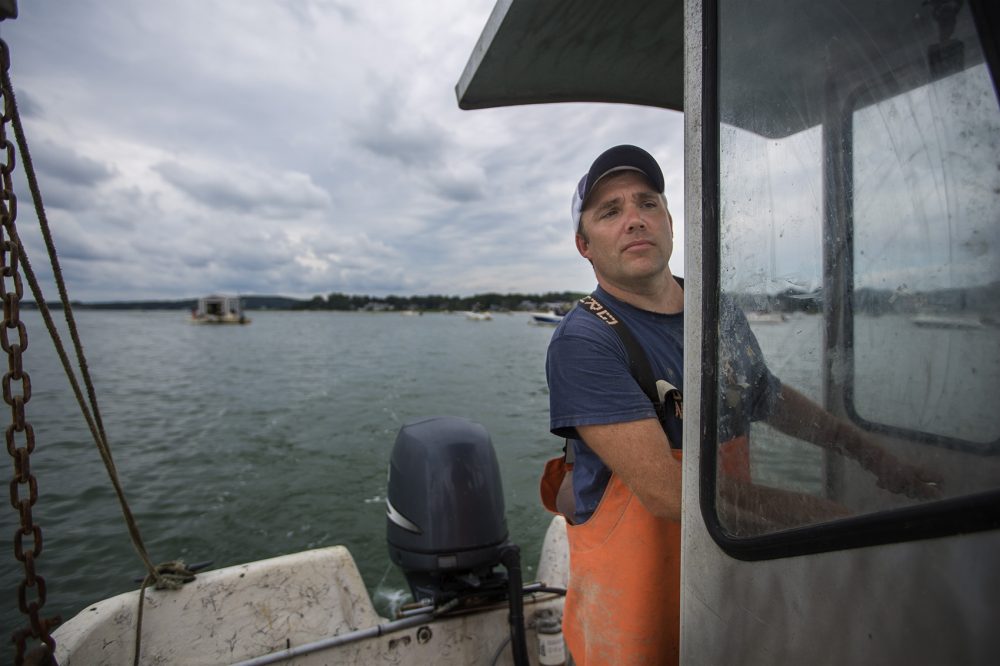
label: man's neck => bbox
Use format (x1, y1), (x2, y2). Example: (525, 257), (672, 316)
(597, 273), (684, 314)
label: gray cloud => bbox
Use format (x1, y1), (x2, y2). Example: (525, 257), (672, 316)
(426, 165), (487, 203)
(354, 97), (451, 169)
(358, 126), (445, 167)
(277, 0), (359, 26)
(32, 140), (115, 188)
(9, 88), (44, 119)
(154, 161), (331, 218)
(3, 0), (684, 302)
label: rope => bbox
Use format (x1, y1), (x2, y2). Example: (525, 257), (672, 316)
(133, 562), (195, 666)
(2, 39), (193, 664)
(1, 48), (163, 587)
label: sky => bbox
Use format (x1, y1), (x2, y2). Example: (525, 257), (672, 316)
(0, 0), (685, 302)
(718, 62), (1000, 297)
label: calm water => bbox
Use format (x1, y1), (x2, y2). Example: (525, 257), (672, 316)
(6, 308), (992, 639)
(2, 310), (559, 637)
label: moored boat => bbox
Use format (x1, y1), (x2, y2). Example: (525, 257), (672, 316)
(744, 311), (788, 324)
(911, 314), (984, 329)
(529, 312), (563, 326)
(191, 294), (251, 325)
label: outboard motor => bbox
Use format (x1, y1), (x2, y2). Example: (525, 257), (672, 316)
(386, 416), (511, 605)
(386, 416), (531, 665)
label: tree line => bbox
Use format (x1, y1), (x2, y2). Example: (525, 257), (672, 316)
(23, 291), (587, 312)
(292, 291), (586, 312)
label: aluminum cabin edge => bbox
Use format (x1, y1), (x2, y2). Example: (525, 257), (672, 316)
(457, 0), (1000, 663)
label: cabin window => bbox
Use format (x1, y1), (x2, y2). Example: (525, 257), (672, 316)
(709, 0), (1000, 552)
(848, 63), (1000, 452)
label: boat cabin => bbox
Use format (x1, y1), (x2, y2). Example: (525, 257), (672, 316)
(192, 294), (250, 325)
(459, 0), (999, 662)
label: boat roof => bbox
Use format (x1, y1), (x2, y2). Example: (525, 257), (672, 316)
(456, 0), (683, 113)
(199, 294), (242, 302)
(456, 0), (987, 138)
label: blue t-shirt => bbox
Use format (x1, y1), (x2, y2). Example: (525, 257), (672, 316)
(546, 284), (779, 523)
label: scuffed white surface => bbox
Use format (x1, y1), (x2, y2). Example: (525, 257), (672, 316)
(54, 546), (379, 665)
(53, 518), (569, 665)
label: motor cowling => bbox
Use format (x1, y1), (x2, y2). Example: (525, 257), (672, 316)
(386, 416), (510, 604)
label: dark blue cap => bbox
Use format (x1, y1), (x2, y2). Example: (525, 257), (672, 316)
(572, 145), (665, 233)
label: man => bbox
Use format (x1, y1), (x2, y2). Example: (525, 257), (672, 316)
(542, 145), (939, 665)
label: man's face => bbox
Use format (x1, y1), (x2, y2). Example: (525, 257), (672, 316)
(576, 171), (673, 289)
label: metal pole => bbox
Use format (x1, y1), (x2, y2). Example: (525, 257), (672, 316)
(229, 612), (435, 666)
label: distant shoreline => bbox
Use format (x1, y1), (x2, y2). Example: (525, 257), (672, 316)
(20, 291), (588, 313)
(20, 281), (999, 316)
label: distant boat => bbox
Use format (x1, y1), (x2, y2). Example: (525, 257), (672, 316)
(745, 311), (788, 324)
(530, 312), (564, 326)
(912, 314), (983, 330)
(462, 311), (492, 321)
(191, 295), (251, 325)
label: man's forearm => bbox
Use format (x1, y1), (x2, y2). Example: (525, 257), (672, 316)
(767, 385), (867, 459)
(718, 476), (852, 533)
(577, 418), (683, 521)
(763, 385), (942, 499)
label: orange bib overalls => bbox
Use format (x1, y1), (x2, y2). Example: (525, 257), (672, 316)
(541, 438), (749, 665)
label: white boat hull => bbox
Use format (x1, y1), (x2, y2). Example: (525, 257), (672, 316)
(529, 313), (563, 326)
(190, 314), (251, 324)
(53, 517), (569, 665)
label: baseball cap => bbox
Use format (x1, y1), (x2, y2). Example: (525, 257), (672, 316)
(571, 145), (665, 235)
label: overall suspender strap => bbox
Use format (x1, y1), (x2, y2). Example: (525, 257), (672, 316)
(577, 293), (668, 429)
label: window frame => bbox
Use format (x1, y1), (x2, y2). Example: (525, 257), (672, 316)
(840, 73), (1000, 456)
(699, 0), (1000, 561)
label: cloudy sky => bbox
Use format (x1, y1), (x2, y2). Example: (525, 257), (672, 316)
(0, 0), (684, 302)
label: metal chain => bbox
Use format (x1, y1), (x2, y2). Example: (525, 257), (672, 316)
(1, 38), (59, 666)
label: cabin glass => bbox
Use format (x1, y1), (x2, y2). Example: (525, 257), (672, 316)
(849, 64), (1000, 450)
(715, 0), (1000, 537)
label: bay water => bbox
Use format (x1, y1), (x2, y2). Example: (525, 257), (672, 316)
(10, 307), (980, 639)
(2, 310), (559, 637)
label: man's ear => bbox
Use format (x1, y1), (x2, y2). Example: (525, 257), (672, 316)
(575, 232), (590, 259)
